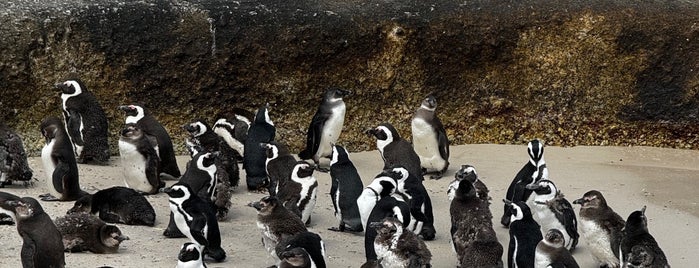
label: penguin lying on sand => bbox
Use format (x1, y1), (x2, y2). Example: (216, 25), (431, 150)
(620, 206), (670, 268)
(68, 186), (156, 226)
(55, 213), (129, 253)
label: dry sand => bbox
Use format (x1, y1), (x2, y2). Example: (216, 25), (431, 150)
(0, 144), (697, 267)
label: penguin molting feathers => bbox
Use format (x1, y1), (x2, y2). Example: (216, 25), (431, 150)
(370, 217), (432, 268)
(572, 190), (625, 268)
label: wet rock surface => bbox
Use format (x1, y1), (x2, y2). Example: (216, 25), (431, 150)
(2, 0), (698, 155)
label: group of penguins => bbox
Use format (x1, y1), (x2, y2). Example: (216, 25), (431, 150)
(0, 79), (671, 268)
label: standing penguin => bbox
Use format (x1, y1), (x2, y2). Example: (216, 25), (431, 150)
(244, 104), (276, 191)
(298, 88), (351, 171)
(572, 190), (625, 268)
(505, 200), (543, 268)
(118, 123), (164, 194)
(248, 196), (308, 261)
(276, 231), (327, 268)
(177, 242), (207, 268)
(118, 104), (181, 177)
(0, 122), (33, 187)
(184, 119), (239, 188)
(328, 144), (363, 232)
(357, 169), (403, 230)
(535, 229), (579, 268)
(448, 164), (490, 202)
(39, 116), (87, 201)
(526, 179), (579, 250)
(264, 142), (297, 196)
(55, 213), (129, 254)
(619, 206), (670, 268)
(67, 186), (156, 226)
(411, 94), (449, 179)
(501, 139), (548, 227)
(276, 161), (318, 224)
(366, 123), (423, 180)
(370, 217), (432, 268)
(165, 183), (226, 262)
(392, 166), (436, 241)
(54, 79), (109, 164)
(1, 197), (65, 267)
(213, 113), (251, 162)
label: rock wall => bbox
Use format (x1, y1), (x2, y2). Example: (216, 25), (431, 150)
(2, 0), (698, 156)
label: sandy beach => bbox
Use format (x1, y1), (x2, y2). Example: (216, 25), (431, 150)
(0, 144), (697, 267)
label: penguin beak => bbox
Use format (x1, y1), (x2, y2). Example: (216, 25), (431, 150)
(368, 221), (383, 229)
(364, 128), (378, 136)
(502, 199), (513, 206)
(53, 82), (65, 91)
(117, 235), (130, 242)
(572, 198), (585, 205)
(162, 187), (173, 194)
(525, 184), (541, 190)
(247, 201), (262, 211)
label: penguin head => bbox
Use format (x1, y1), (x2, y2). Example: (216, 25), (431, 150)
(280, 247), (312, 267)
(525, 179), (557, 200)
(390, 166), (410, 182)
(120, 123), (143, 139)
(329, 144), (350, 166)
(420, 95), (438, 111)
(572, 190), (608, 209)
(54, 79), (85, 96)
(504, 200), (533, 223)
(370, 217), (404, 239)
(623, 206), (649, 234)
(164, 184), (193, 202)
(262, 142), (279, 159)
(367, 175), (398, 198)
(3, 197), (44, 220)
(324, 87), (351, 102)
(247, 196), (278, 216)
(543, 229), (566, 248)
(254, 104), (274, 126)
(455, 179), (477, 199)
(292, 161), (315, 179)
(527, 139), (545, 165)
(365, 123), (400, 143)
(183, 120), (209, 137)
(178, 242), (203, 263)
(100, 224), (129, 248)
(454, 164), (478, 183)
(39, 116), (63, 142)
(118, 104), (146, 120)
(68, 194), (94, 215)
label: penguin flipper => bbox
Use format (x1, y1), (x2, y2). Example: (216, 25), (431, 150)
(190, 215), (210, 247)
(52, 156), (71, 195)
(20, 235), (37, 268)
(145, 152), (162, 194)
(65, 110), (84, 145)
(299, 109), (329, 160)
(558, 199), (579, 250)
(435, 118), (449, 163)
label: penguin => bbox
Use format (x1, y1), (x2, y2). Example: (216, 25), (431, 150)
(448, 164), (490, 202)
(55, 212), (129, 254)
(619, 206), (670, 268)
(118, 123), (164, 194)
(391, 166), (436, 241)
(0, 122), (33, 187)
(298, 88), (351, 171)
(365, 123), (423, 180)
(526, 179), (579, 250)
(177, 242), (207, 268)
(1, 197), (65, 268)
(535, 229), (579, 268)
(118, 104), (181, 178)
(263, 141), (297, 196)
(213, 113), (250, 162)
(244, 104), (276, 191)
(450, 177), (502, 268)
(184, 119), (240, 188)
(248, 195), (308, 261)
(276, 231), (327, 268)
(501, 139), (548, 227)
(276, 161), (318, 225)
(0, 191), (21, 225)
(504, 200), (543, 268)
(357, 168), (402, 231)
(165, 183), (226, 262)
(54, 79), (110, 164)
(411, 94), (449, 179)
(328, 144), (364, 232)
(572, 190), (625, 268)
(370, 217), (432, 268)
(67, 186), (156, 226)
(39, 116), (88, 201)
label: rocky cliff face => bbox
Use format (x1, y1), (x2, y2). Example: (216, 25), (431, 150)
(2, 0), (698, 155)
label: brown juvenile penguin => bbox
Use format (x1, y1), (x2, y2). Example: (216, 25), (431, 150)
(55, 213), (129, 253)
(572, 190), (625, 268)
(370, 217), (432, 268)
(248, 196), (307, 262)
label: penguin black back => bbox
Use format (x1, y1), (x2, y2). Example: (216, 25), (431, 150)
(328, 144), (364, 232)
(39, 116), (86, 201)
(244, 104), (276, 191)
(68, 186), (156, 226)
(505, 200), (543, 268)
(620, 206), (669, 268)
(276, 231), (327, 268)
(264, 141), (297, 196)
(366, 123), (423, 180)
(2, 197), (65, 268)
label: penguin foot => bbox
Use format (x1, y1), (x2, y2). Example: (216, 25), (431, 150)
(163, 228), (186, 238)
(39, 193), (60, 201)
(159, 173), (179, 181)
(0, 215), (14, 225)
(419, 227), (436, 241)
(204, 247), (227, 262)
(500, 214), (511, 228)
(428, 173), (443, 180)
(315, 166), (330, 173)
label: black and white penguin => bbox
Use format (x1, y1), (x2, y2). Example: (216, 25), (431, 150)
(619, 206), (670, 268)
(263, 141), (297, 196)
(0, 122), (33, 187)
(450, 177), (502, 268)
(118, 123), (164, 194)
(0, 191), (21, 224)
(118, 104), (181, 178)
(54, 79), (109, 164)
(55, 212), (129, 253)
(39, 116), (87, 201)
(165, 183), (226, 262)
(213, 113), (251, 162)
(370, 217), (432, 268)
(366, 123), (423, 180)
(411, 94), (449, 179)
(572, 190), (625, 268)
(298, 88), (351, 171)
(276, 161), (318, 224)
(535, 229), (579, 268)
(1, 197), (65, 267)
(244, 104), (276, 191)
(505, 200), (543, 268)
(248, 195), (308, 261)
(177, 242), (207, 268)
(526, 179), (579, 250)
(184, 119), (240, 188)
(391, 166), (436, 241)
(67, 186), (156, 226)
(276, 231), (327, 268)
(501, 139), (548, 227)
(357, 169), (402, 230)
(328, 144), (364, 232)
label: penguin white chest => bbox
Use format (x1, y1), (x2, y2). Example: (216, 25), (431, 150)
(41, 140), (61, 198)
(534, 249), (552, 268)
(533, 204), (571, 249)
(317, 104), (345, 160)
(297, 180), (318, 224)
(214, 125), (245, 156)
(374, 243), (408, 268)
(411, 117), (445, 172)
(579, 218), (618, 266)
(356, 188), (379, 229)
(118, 140), (152, 193)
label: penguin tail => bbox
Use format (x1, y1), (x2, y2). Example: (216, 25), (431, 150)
(205, 247), (227, 262)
